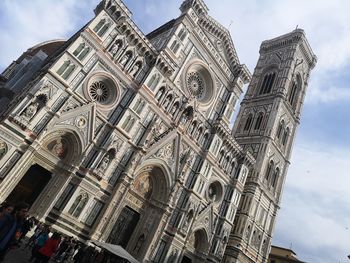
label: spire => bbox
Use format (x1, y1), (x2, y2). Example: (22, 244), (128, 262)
(180, 0), (209, 16)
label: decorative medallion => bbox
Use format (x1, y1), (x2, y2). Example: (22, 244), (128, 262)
(75, 116), (87, 129)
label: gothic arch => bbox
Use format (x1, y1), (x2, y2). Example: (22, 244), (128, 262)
(133, 159), (174, 203)
(41, 128), (84, 165)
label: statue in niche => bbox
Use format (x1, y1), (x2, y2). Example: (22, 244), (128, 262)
(120, 53), (131, 67)
(51, 138), (66, 158)
(0, 140), (7, 159)
(98, 154), (110, 172)
(130, 63), (140, 77)
(22, 101), (39, 119)
(111, 42), (121, 56)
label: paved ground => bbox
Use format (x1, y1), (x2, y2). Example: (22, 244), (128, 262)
(3, 243), (35, 263)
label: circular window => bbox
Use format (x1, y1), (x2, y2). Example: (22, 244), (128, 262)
(185, 63), (214, 105)
(207, 181), (223, 203)
(187, 72), (205, 99)
(89, 81), (109, 103)
(85, 73), (119, 109)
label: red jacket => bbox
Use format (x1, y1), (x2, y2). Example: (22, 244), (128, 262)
(39, 238), (60, 257)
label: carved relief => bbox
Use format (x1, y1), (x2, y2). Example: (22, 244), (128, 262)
(0, 140), (8, 159)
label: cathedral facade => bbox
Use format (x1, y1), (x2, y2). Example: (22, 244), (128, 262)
(0, 0), (316, 262)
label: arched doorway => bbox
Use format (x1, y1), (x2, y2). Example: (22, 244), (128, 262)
(184, 228), (210, 262)
(108, 165), (169, 258)
(6, 164), (52, 207)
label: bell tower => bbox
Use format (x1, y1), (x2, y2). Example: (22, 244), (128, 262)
(224, 29), (317, 263)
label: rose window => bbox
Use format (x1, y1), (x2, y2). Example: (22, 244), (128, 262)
(187, 72), (205, 99)
(85, 73), (120, 109)
(184, 63), (214, 105)
(89, 81), (109, 103)
(207, 181), (223, 203)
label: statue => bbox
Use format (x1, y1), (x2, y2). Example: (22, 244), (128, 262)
(98, 154), (110, 172)
(0, 140), (7, 159)
(120, 53), (130, 67)
(130, 63), (140, 77)
(111, 42), (121, 56)
(22, 101), (39, 119)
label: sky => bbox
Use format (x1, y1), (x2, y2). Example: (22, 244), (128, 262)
(1, 0), (350, 262)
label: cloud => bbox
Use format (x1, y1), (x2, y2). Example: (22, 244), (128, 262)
(274, 141), (350, 263)
(0, 0), (98, 71)
(204, 0), (350, 104)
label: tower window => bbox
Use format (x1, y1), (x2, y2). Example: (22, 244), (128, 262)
(254, 113), (264, 130)
(265, 160), (274, 181)
(288, 80), (299, 108)
(276, 120), (284, 139)
(259, 72), (276, 95)
(243, 114), (253, 131)
(282, 127), (290, 146)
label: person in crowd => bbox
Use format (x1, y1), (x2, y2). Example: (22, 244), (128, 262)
(0, 202), (29, 262)
(34, 232), (61, 263)
(0, 203), (14, 218)
(26, 222), (43, 248)
(18, 216), (35, 243)
(30, 226), (49, 262)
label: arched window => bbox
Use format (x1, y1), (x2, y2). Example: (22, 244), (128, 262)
(259, 72), (276, 95)
(282, 127), (289, 146)
(196, 127), (203, 140)
(224, 156), (230, 170)
(243, 114), (253, 131)
(178, 28), (187, 41)
(93, 19), (105, 33)
(288, 77), (301, 108)
(202, 133), (209, 148)
(57, 61), (75, 80)
(272, 167), (280, 187)
(136, 101), (145, 115)
(68, 193), (89, 218)
(148, 74), (160, 90)
(73, 43), (85, 56)
(254, 113), (264, 130)
(218, 150), (225, 163)
(97, 22), (110, 37)
(170, 40), (177, 51)
(265, 160), (274, 180)
(173, 43), (180, 53)
(77, 47), (90, 60)
(190, 121), (197, 136)
(56, 60), (70, 76)
(277, 120), (284, 139)
(127, 118), (135, 132)
(122, 115), (131, 130)
(230, 161), (236, 176)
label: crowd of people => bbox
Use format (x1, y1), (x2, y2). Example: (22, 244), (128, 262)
(0, 202), (124, 263)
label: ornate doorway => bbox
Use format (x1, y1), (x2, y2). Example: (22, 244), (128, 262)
(6, 164), (52, 207)
(108, 206), (140, 248)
